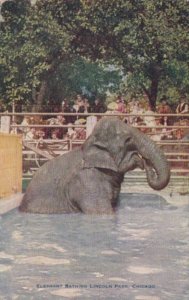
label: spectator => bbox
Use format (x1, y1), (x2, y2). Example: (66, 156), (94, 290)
(56, 115), (65, 124)
(157, 96), (172, 125)
(128, 100), (144, 125)
(83, 97), (91, 113)
(25, 127), (36, 140)
(75, 128), (86, 140)
(10, 122), (18, 134)
(35, 129), (46, 140)
(127, 98), (136, 113)
(62, 99), (76, 124)
(151, 118), (167, 141)
(72, 95), (85, 122)
(19, 116), (31, 137)
(135, 102), (145, 124)
(72, 99), (79, 113)
(51, 130), (60, 140)
(62, 99), (70, 113)
(175, 128), (184, 140)
(138, 122), (151, 134)
(71, 119), (87, 149)
(91, 98), (107, 113)
(116, 96), (127, 113)
(74, 120), (87, 139)
(106, 101), (118, 114)
(46, 114), (66, 139)
(75, 118), (86, 125)
(72, 95), (79, 112)
(65, 123), (77, 140)
(176, 96), (189, 116)
(61, 98), (68, 111)
(143, 105), (156, 130)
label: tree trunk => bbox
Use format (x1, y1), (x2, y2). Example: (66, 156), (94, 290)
(149, 77), (159, 111)
(32, 81), (47, 112)
(148, 64), (162, 111)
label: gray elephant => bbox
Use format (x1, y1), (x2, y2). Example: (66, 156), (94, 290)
(19, 117), (170, 214)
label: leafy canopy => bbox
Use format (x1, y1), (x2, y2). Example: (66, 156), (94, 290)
(0, 0), (189, 109)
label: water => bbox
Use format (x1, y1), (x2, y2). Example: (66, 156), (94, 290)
(0, 193), (188, 300)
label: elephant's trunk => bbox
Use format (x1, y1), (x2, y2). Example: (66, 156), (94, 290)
(132, 128), (170, 190)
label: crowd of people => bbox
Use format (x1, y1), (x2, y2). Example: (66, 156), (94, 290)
(16, 94), (189, 142)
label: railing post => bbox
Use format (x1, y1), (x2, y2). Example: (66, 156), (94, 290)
(69, 139), (72, 151)
(86, 116), (97, 138)
(12, 100), (15, 123)
(0, 116), (11, 133)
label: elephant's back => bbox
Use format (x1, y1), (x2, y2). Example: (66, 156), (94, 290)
(19, 149), (83, 213)
(48, 148), (82, 175)
(32, 148), (82, 182)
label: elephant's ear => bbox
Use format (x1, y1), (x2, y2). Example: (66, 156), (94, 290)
(82, 142), (118, 172)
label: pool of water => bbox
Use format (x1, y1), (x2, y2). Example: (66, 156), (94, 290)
(0, 193), (189, 300)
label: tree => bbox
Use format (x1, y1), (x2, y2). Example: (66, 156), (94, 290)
(74, 0), (189, 109)
(0, 0), (121, 110)
(45, 58), (121, 103)
(0, 0), (71, 110)
(1, 0), (189, 111)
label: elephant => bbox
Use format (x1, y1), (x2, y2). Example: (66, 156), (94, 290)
(19, 117), (170, 214)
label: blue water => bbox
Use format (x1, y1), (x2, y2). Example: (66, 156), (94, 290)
(0, 193), (188, 300)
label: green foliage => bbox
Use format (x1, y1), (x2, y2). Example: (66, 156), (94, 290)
(0, 1), (71, 106)
(77, 0), (189, 108)
(0, 0), (189, 110)
(41, 58), (121, 104)
(157, 60), (189, 107)
(164, 60), (189, 92)
(0, 0), (121, 108)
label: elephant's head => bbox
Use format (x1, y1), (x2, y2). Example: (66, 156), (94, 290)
(82, 117), (170, 190)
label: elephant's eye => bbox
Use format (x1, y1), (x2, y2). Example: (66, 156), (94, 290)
(125, 136), (132, 144)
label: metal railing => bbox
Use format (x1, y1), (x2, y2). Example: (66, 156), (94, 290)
(0, 112), (189, 182)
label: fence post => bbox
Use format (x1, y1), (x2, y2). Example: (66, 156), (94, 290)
(0, 133), (22, 198)
(0, 116), (11, 133)
(86, 116), (97, 137)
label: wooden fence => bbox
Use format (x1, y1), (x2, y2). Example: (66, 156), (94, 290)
(0, 133), (22, 198)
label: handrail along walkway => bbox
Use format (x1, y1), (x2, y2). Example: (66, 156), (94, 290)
(0, 112), (189, 183)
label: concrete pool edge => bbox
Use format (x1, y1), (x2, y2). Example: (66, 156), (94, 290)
(121, 186), (189, 207)
(0, 193), (23, 215)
